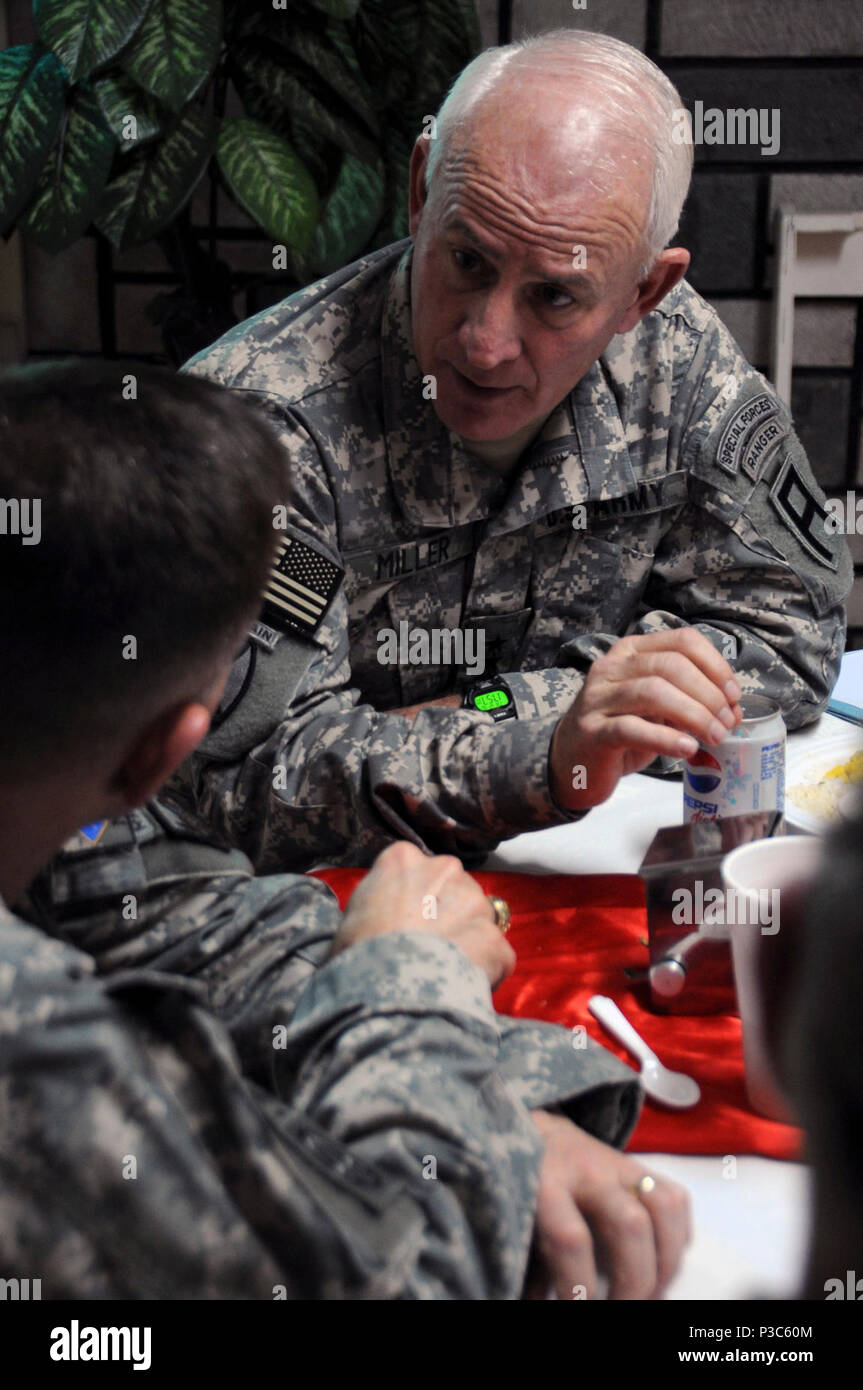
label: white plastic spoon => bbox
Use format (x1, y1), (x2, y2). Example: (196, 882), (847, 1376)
(588, 995), (701, 1109)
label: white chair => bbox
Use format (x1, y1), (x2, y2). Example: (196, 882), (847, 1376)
(771, 205), (863, 408)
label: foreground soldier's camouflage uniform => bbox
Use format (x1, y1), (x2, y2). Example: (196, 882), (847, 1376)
(22, 804), (642, 1138)
(176, 240), (851, 872)
(2, 885), (569, 1298)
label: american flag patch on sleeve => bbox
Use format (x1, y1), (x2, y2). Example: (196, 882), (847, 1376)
(260, 534), (344, 638)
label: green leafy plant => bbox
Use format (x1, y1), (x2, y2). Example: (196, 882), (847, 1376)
(0, 0), (479, 356)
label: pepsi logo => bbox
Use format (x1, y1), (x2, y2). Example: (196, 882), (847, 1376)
(685, 748), (722, 795)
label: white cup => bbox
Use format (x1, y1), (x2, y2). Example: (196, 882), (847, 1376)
(721, 835), (823, 1121)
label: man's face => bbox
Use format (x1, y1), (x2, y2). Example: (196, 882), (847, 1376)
(409, 97), (652, 443)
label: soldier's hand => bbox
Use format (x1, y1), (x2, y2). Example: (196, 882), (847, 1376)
(527, 1111), (692, 1300)
(330, 841), (515, 988)
(549, 628), (742, 811)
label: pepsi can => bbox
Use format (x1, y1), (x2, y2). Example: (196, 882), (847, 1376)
(683, 695), (785, 822)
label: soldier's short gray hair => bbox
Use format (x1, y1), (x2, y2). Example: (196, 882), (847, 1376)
(424, 29), (693, 275)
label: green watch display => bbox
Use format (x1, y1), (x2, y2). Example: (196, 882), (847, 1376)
(462, 679), (517, 721)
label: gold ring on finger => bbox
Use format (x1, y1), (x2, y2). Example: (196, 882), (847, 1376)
(487, 896), (512, 934)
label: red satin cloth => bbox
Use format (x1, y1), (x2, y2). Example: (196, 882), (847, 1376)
(312, 867), (802, 1159)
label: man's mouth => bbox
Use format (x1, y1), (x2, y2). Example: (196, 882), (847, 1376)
(449, 366), (518, 399)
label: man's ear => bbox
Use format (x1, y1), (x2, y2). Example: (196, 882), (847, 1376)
(614, 247), (690, 335)
(108, 702), (212, 811)
(408, 135), (432, 238)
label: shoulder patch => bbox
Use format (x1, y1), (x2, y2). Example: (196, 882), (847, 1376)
(716, 393), (783, 477)
(262, 536), (344, 638)
(57, 816), (134, 858)
(79, 820), (108, 843)
(740, 416), (786, 482)
(769, 453), (839, 570)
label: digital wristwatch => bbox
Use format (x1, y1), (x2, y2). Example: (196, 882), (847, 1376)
(462, 678), (517, 722)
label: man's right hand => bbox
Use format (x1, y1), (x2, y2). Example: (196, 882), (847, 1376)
(549, 628), (742, 812)
(330, 841), (515, 988)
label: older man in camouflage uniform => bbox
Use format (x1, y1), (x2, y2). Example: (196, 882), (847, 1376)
(171, 30), (850, 874)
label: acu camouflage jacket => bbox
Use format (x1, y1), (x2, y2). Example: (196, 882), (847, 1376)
(180, 240), (851, 871)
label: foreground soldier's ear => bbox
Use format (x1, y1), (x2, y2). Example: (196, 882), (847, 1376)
(614, 247), (690, 335)
(109, 703), (213, 812)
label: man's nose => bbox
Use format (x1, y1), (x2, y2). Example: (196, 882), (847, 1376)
(457, 290), (521, 371)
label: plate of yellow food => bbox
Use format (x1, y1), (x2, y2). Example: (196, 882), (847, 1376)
(785, 730), (863, 834)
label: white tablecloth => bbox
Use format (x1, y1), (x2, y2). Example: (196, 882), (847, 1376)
(482, 710), (850, 1299)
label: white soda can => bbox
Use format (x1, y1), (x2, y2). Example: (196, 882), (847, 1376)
(683, 695), (786, 822)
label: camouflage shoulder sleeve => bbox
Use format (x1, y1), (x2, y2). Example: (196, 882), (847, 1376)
(553, 316), (850, 731)
(0, 902), (542, 1299)
(179, 408), (572, 872)
(654, 326), (851, 728)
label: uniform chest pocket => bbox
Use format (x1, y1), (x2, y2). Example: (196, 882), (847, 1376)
(524, 528), (656, 665)
(346, 569), (458, 706)
(385, 568), (475, 703)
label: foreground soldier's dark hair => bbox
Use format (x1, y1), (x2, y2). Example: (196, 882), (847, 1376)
(0, 360), (286, 770)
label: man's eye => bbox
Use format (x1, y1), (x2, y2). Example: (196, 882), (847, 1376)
(452, 248), (481, 274)
(537, 284), (574, 309)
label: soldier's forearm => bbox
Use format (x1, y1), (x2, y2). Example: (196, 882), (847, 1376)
(189, 692), (577, 873)
(495, 1016), (642, 1147)
(279, 931), (545, 1297)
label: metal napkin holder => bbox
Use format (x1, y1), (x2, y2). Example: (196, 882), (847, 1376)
(637, 811), (786, 1014)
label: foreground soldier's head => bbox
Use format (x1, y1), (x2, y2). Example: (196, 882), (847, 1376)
(408, 29), (694, 447)
(0, 361), (286, 904)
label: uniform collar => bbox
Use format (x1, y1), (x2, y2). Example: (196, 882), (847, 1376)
(485, 362), (638, 531)
(380, 243), (638, 533)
